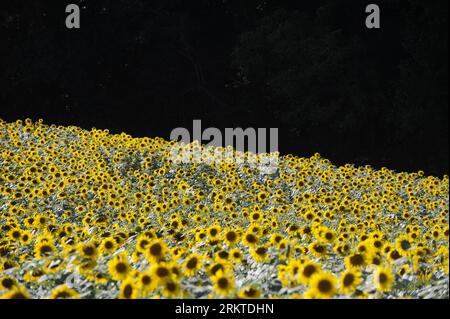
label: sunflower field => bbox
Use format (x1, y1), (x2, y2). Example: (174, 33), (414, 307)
(0, 118), (448, 299)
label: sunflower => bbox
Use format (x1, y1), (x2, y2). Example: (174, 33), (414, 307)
(78, 259), (97, 275)
(78, 242), (98, 260)
(398, 264), (410, 277)
(345, 253), (366, 269)
(100, 237), (117, 255)
(34, 241), (55, 259)
(395, 235), (413, 257)
(299, 261), (321, 284)
(307, 272), (337, 299)
(151, 263), (173, 284)
(169, 263), (182, 279)
(92, 272), (109, 285)
(309, 242), (327, 258)
(136, 235), (152, 253)
(208, 262), (230, 277)
(373, 266), (394, 293)
(171, 247), (186, 260)
(24, 217), (35, 229)
(195, 230), (207, 242)
(242, 231), (259, 247)
(207, 225), (221, 240)
(339, 269), (362, 294)
(23, 268), (46, 283)
(44, 258), (65, 273)
(224, 229), (240, 245)
(285, 259), (304, 285)
(138, 270), (156, 296)
(367, 252), (383, 266)
(370, 238), (384, 252)
(8, 228), (22, 242)
(183, 254), (203, 277)
(230, 248), (244, 263)
(250, 211), (262, 222)
(270, 233), (284, 246)
(238, 286), (261, 299)
(215, 250), (230, 262)
(161, 279), (181, 298)
(50, 285), (80, 299)
(145, 239), (168, 262)
(356, 241), (371, 255)
(321, 229), (336, 244)
(387, 249), (402, 262)
(108, 254), (131, 281)
(256, 191), (269, 202)
(0, 276), (17, 290)
(119, 278), (139, 299)
(0, 285), (31, 299)
(212, 270), (235, 297)
(250, 246), (269, 263)
(20, 230), (32, 245)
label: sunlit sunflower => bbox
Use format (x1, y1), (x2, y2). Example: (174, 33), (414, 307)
(309, 242), (327, 258)
(119, 278), (139, 299)
(215, 250), (230, 262)
(138, 270), (156, 296)
(108, 254), (131, 281)
(345, 253), (366, 269)
(250, 246), (269, 263)
(398, 264), (410, 277)
(151, 263), (173, 284)
(100, 237), (117, 255)
(183, 254), (203, 277)
(50, 285), (80, 299)
(20, 230), (32, 245)
(208, 262), (230, 278)
(145, 239), (168, 262)
(299, 261), (321, 284)
(0, 284), (30, 299)
(23, 268), (46, 283)
(339, 269), (362, 294)
(34, 241), (55, 259)
(395, 235), (413, 257)
(229, 248), (244, 263)
(387, 249), (402, 262)
(212, 270), (235, 297)
(0, 276), (17, 290)
(238, 286), (261, 299)
(242, 231), (259, 247)
(224, 229), (240, 245)
(8, 228), (22, 242)
(307, 272), (337, 299)
(207, 225), (221, 240)
(161, 279), (181, 298)
(77, 242), (98, 260)
(373, 266), (394, 293)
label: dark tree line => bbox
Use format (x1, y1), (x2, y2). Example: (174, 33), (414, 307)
(0, 0), (448, 175)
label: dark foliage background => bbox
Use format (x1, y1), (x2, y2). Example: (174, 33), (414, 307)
(0, 0), (448, 175)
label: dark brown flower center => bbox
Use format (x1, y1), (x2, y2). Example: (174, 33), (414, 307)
(379, 273), (388, 284)
(343, 274), (354, 287)
(303, 265), (317, 277)
(318, 279), (332, 293)
(149, 243), (162, 256)
(186, 258), (198, 269)
(115, 262), (127, 273)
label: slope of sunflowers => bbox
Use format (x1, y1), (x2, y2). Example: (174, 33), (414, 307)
(0, 118), (448, 299)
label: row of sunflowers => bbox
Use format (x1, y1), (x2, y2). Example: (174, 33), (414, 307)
(0, 119), (448, 298)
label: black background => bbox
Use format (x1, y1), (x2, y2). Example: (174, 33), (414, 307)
(1, 298), (447, 318)
(0, 0), (448, 175)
